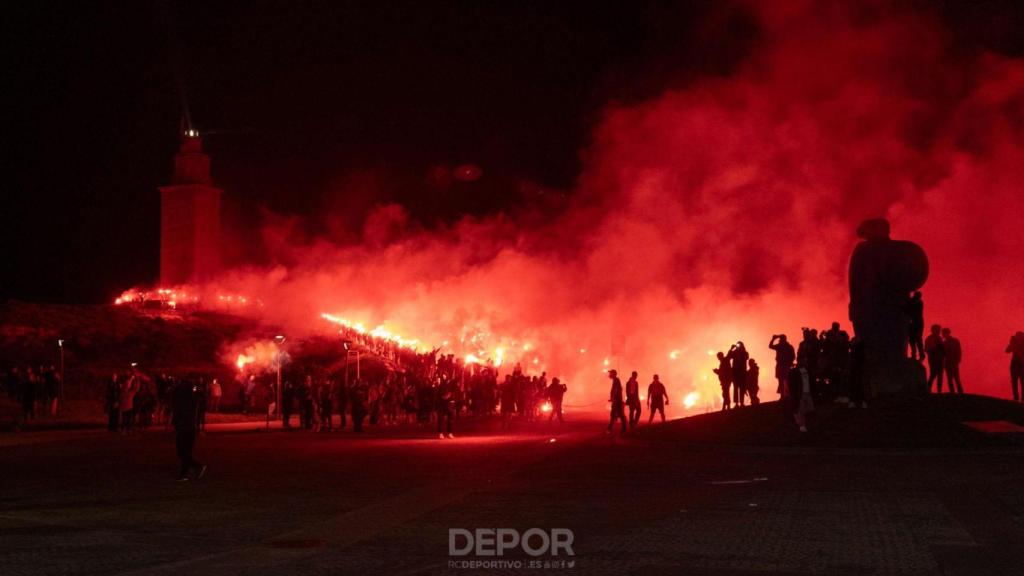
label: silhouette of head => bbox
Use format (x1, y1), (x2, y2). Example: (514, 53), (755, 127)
(831, 322), (840, 331)
(942, 327), (951, 337)
(779, 334), (788, 343)
(653, 374), (660, 381)
(608, 369), (617, 378)
(749, 359), (757, 368)
(856, 218), (891, 241)
(631, 371), (638, 378)
(931, 324), (942, 335)
(552, 377), (560, 385)
(717, 352), (725, 360)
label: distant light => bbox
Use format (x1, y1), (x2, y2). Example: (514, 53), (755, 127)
(669, 349), (680, 360)
(684, 391), (700, 408)
(58, 339), (64, 347)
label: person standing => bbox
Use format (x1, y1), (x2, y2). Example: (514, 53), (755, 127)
(849, 338), (868, 408)
(646, 375), (669, 423)
(714, 352), (732, 410)
(769, 335), (795, 400)
(436, 378), (456, 439)
(906, 292), (925, 361)
(941, 328), (963, 394)
(208, 378), (222, 413)
(787, 360), (814, 433)
(625, 371), (642, 428)
(106, 374), (121, 432)
(319, 379), (334, 432)
(728, 343), (749, 407)
(747, 359), (760, 406)
(546, 377), (567, 423)
(925, 324), (946, 393)
(195, 377), (208, 432)
(1007, 331), (1024, 402)
(606, 370), (627, 435)
(500, 375), (516, 430)
(172, 378), (206, 482)
(350, 379), (367, 433)
(119, 374), (139, 434)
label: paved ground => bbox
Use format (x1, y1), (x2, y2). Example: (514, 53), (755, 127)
(1, 409), (1022, 576)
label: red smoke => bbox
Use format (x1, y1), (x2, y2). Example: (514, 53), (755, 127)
(213, 2), (1023, 406)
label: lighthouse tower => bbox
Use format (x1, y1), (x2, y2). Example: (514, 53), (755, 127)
(159, 129), (222, 286)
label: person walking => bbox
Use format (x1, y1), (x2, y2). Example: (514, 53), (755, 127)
(546, 377), (567, 423)
(172, 378), (207, 482)
(788, 360), (814, 433)
(606, 370), (627, 435)
(646, 375), (669, 423)
(625, 371), (642, 428)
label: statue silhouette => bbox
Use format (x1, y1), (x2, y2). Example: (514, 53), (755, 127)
(848, 218), (929, 396)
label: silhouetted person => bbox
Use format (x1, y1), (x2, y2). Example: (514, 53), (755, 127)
(788, 359), (814, 433)
(436, 379), (456, 439)
(769, 334), (795, 399)
(727, 342), (749, 407)
(194, 378), (208, 432)
(350, 379), (367, 432)
(925, 324), (945, 393)
(647, 375), (669, 423)
(105, 374), (120, 432)
(319, 380), (334, 432)
(714, 352), (732, 410)
(546, 377), (567, 423)
(849, 337), (868, 408)
(1007, 331), (1024, 402)
(606, 370), (627, 434)
(281, 379), (294, 428)
(747, 359), (760, 406)
(172, 379), (206, 482)
(625, 371), (641, 428)
(941, 328), (963, 394)
(500, 375), (516, 429)
(906, 291), (925, 361)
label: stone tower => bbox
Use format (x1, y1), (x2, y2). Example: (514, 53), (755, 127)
(159, 129), (222, 286)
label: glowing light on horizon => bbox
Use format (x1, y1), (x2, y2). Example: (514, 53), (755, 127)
(684, 391), (700, 408)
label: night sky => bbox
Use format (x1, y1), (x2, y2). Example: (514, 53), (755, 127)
(4, 1), (1023, 304)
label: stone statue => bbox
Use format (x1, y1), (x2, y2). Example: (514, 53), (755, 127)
(848, 218), (928, 396)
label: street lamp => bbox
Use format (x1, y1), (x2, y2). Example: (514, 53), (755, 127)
(57, 339), (64, 405)
(274, 335), (286, 428)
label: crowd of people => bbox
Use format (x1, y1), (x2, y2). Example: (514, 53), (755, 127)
(103, 372), (221, 435)
(3, 365), (62, 421)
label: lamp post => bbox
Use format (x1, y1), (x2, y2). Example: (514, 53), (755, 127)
(57, 339), (65, 402)
(343, 340), (352, 389)
(274, 335), (286, 428)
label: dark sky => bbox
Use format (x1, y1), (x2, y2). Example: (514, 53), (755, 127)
(3, 1), (1022, 304)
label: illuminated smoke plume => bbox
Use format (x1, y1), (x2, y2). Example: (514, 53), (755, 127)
(213, 2), (1023, 407)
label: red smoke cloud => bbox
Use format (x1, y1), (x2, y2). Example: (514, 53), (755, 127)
(215, 2), (1023, 406)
